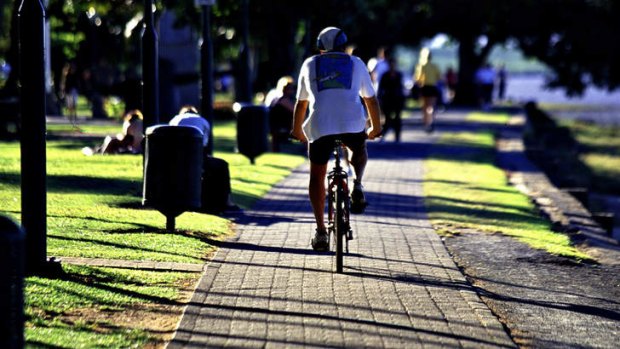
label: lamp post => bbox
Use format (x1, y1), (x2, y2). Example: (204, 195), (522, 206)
(197, 0), (216, 155)
(142, 0), (159, 130)
(238, 0), (251, 103)
(18, 0), (47, 273)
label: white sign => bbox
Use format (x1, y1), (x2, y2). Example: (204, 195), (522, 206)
(195, 0), (216, 6)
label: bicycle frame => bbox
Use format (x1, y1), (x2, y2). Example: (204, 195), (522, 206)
(327, 141), (352, 273)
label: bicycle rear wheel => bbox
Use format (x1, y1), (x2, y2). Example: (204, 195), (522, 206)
(334, 186), (344, 273)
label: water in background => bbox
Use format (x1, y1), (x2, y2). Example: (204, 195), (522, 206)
(505, 74), (620, 125)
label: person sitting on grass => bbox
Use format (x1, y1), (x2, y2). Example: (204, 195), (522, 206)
(83, 109), (144, 155)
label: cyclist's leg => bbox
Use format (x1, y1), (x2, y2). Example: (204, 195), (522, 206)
(308, 136), (333, 232)
(343, 132), (369, 212)
(349, 145), (367, 183)
(309, 162), (328, 232)
(343, 132), (368, 183)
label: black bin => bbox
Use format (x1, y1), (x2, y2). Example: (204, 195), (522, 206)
(0, 216), (24, 349)
(236, 104), (269, 164)
(142, 125), (203, 231)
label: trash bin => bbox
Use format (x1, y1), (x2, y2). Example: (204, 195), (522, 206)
(0, 215), (24, 349)
(236, 104), (269, 164)
(142, 125), (203, 231)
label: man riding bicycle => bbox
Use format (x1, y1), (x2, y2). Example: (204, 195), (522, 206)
(290, 26), (382, 251)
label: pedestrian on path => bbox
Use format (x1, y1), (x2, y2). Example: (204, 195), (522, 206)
(290, 26), (382, 251)
(475, 63), (496, 110)
(378, 58), (405, 142)
(414, 48), (441, 133)
(367, 46), (390, 92)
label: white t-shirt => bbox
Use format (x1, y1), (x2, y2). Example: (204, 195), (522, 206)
(169, 112), (211, 147)
(296, 52), (375, 142)
(370, 58), (389, 91)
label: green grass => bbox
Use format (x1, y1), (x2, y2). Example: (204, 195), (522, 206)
(1, 119), (305, 347)
(25, 265), (186, 348)
(557, 119), (620, 196)
(424, 112), (592, 261)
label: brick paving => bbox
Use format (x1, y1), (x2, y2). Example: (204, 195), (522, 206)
(168, 112), (515, 348)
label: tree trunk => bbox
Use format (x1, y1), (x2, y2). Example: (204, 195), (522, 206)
(453, 36), (493, 107)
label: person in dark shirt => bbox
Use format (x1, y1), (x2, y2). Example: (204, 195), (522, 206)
(378, 58), (405, 142)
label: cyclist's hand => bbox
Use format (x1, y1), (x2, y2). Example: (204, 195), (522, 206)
(367, 126), (382, 140)
(290, 130), (308, 143)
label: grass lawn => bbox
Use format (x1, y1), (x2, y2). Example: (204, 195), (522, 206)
(1, 119), (305, 348)
(556, 119), (620, 196)
(423, 112), (592, 261)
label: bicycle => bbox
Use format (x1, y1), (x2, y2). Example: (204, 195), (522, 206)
(327, 139), (353, 273)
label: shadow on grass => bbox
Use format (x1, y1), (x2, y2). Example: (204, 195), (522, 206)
(29, 265), (183, 305)
(1, 172), (143, 196)
(49, 234), (202, 262)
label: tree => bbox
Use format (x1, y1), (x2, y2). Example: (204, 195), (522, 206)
(404, 0), (620, 103)
(2, 0), (618, 105)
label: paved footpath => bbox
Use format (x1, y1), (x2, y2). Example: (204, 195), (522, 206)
(168, 112), (516, 348)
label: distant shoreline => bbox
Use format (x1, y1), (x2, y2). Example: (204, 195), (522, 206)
(505, 74), (620, 107)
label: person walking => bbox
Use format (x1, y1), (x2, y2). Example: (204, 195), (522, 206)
(475, 63), (496, 110)
(378, 58), (405, 142)
(368, 47), (390, 92)
(445, 66), (458, 103)
(60, 61), (80, 128)
(290, 26), (382, 251)
(497, 64), (507, 101)
(414, 49), (441, 133)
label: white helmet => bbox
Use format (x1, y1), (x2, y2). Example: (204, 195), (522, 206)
(317, 27), (348, 51)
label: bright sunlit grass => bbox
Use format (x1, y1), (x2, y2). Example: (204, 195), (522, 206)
(558, 119), (620, 195)
(424, 112), (592, 261)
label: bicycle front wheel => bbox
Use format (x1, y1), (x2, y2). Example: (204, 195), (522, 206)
(334, 186), (345, 273)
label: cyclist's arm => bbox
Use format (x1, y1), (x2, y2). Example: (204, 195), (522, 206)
(363, 96), (382, 140)
(291, 99), (309, 142)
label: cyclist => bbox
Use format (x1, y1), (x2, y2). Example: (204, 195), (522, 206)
(290, 26), (382, 251)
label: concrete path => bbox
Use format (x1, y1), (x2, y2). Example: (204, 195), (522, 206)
(168, 112), (515, 348)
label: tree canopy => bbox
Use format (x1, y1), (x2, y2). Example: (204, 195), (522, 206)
(1, 0), (618, 102)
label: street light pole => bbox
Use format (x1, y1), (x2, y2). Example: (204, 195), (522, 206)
(238, 0), (251, 103)
(199, 1), (215, 155)
(142, 0), (159, 130)
(18, 0), (47, 273)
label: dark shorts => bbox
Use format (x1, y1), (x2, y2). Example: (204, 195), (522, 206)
(309, 131), (367, 165)
(421, 85), (439, 98)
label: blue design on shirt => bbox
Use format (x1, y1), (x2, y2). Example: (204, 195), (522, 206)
(316, 53), (352, 92)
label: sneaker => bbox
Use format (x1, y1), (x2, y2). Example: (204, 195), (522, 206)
(311, 229), (329, 251)
(424, 124), (434, 134)
(350, 182), (368, 214)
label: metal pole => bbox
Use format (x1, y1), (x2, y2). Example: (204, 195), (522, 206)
(201, 5), (214, 155)
(141, 0), (159, 129)
(238, 0), (251, 103)
(18, 0), (47, 274)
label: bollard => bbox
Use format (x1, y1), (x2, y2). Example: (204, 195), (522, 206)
(0, 216), (25, 349)
(142, 125), (203, 231)
(236, 104), (269, 164)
